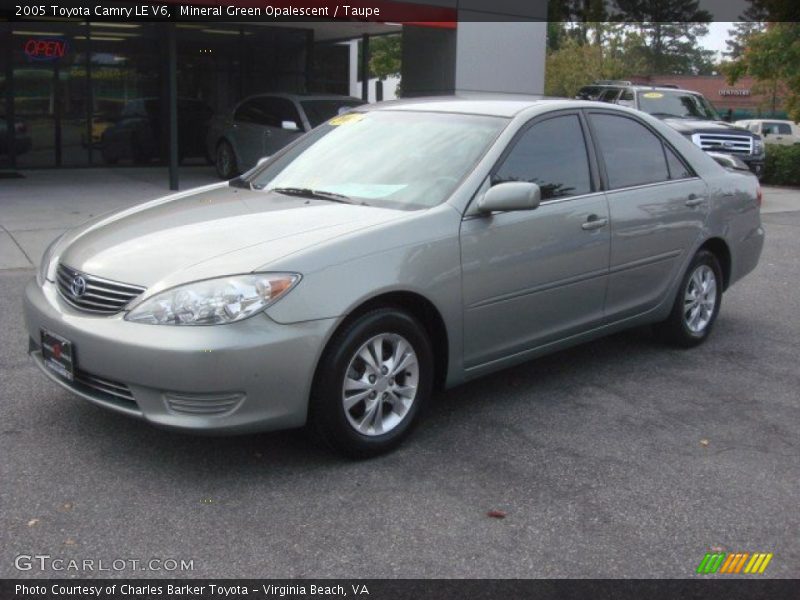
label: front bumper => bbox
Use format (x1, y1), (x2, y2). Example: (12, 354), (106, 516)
(741, 156), (765, 178)
(23, 278), (337, 434)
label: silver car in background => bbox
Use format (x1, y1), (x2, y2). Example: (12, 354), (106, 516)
(25, 97), (764, 457)
(206, 93), (364, 179)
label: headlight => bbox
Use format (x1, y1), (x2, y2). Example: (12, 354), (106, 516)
(37, 233), (65, 286)
(753, 138), (764, 155)
(125, 273), (300, 325)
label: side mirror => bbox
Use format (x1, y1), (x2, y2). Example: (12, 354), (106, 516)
(281, 120), (300, 131)
(478, 182), (542, 214)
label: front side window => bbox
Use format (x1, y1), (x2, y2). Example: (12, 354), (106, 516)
(599, 89), (621, 103)
(235, 98), (284, 127)
(590, 113), (670, 189)
(493, 114), (592, 200)
(247, 111), (506, 210)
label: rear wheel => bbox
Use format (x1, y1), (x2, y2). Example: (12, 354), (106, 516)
(308, 308), (433, 458)
(215, 140), (237, 179)
(655, 250), (722, 347)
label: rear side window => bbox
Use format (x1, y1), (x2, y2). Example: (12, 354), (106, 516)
(763, 122), (792, 135)
(589, 113), (670, 189)
(493, 114), (592, 200)
(665, 145), (692, 180)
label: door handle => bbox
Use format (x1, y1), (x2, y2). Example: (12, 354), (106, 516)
(581, 215), (608, 231)
(685, 194), (705, 207)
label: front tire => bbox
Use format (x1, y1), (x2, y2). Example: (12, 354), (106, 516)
(655, 250), (722, 347)
(308, 308), (434, 458)
(215, 140), (238, 179)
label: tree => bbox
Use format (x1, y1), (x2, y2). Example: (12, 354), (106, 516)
(610, 0), (714, 75)
(368, 35), (401, 81)
(725, 23), (800, 120)
(544, 38), (646, 97)
(724, 22), (765, 60)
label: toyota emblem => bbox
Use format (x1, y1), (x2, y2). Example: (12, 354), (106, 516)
(70, 275), (87, 297)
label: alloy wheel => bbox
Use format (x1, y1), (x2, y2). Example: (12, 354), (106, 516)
(683, 264), (717, 333)
(341, 333), (419, 436)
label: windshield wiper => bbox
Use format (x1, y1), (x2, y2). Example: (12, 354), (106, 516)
(269, 187), (354, 204)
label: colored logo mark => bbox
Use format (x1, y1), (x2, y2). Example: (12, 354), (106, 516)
(697, 552), (773, 574)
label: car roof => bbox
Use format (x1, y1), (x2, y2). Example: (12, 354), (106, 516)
(629, 85), (700, 95)
(740, 118), (793, 123)
(241, 93), (363, 103)
(363, 95), (591, 118)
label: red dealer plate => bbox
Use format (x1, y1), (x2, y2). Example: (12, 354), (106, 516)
(41, 328), (75, 382)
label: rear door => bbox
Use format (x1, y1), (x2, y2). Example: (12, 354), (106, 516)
(586, 111), (709, 320)
(460, 112), (610, 368)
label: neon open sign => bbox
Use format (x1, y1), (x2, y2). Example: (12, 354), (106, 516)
(24, 38), (69, 61)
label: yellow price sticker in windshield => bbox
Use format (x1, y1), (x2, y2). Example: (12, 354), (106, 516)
(643, 92), (664, 99)
(328, 113), (365, 126)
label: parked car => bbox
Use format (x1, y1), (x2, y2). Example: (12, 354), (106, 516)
(80, 113), (116, 149)
(206, 93), (364, 179)
(0, 114), (33, 157)
(586, 84), (766, 178)
(101, 98), (213, 164)
(25, 97), (764, 457)
(575, 81), (632, 100)
(735, 119), (800, 146)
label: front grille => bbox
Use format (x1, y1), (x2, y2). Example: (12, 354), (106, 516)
(56, 264), (146, 314)
(74, 369), (136, 405)
(692, 133), (753, 155)
(164, 392), (245, 417)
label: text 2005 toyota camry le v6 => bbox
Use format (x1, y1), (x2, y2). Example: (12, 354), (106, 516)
(25, 97), (764, 457)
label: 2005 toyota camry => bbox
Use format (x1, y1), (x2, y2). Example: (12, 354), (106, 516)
(25, 97), (764, 457)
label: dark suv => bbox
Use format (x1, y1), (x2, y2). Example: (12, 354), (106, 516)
(585, 84), (765, 178)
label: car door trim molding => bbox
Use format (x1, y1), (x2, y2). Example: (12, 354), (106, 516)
(601, 176), (702, 195)
(608, 249), (683, 275)
(466, 267), (609, 310)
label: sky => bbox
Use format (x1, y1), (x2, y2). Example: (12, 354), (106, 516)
(702, 22), (734, 59)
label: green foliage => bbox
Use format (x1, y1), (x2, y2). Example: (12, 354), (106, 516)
(545, 38), (645, 98)
(724, 22), (765, 60)
(725, 23), (800, 122)
(369, 35), (401, 81)
(763, 144), (800, 187)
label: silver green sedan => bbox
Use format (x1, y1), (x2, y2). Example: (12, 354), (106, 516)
(24, 97), (764, 457)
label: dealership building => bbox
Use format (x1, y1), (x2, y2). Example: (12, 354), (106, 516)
(1, 2), (548, 186)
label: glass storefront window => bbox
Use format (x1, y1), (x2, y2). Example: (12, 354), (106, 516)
(1, 22), (320, 169)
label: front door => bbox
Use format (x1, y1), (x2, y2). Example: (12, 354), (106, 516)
(587, 111), (709, 319)
(460, 112), (610, 369)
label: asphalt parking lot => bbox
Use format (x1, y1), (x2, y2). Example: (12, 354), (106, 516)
(1, 171), (798, 578)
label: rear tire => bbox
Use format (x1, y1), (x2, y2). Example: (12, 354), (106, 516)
(215, 140), (238, 179)
(308, 308), (434, 458)
(654, 250), (723, 348)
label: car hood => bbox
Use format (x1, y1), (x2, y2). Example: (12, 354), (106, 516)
(659, 117), (757, 137)
(59, 183), (407, 290)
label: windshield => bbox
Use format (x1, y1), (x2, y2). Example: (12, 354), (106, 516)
(246, 110), (507, 210)
(300, 99), (364, 127)
(637, 91), (720, 120)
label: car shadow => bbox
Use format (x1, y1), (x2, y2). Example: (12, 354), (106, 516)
(56, 325), (664, 479)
